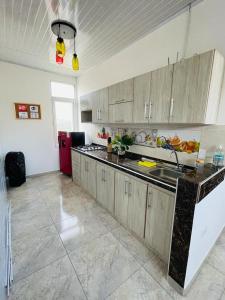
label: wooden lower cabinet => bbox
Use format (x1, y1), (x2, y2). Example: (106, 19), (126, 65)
(80, 155), (96, 198)
(115, 172), (147, 239)
(145, 184), (175, 262)
(78, 156), (176, 264)
(71, 151), (81, 183)
(96, 162), (115, 214)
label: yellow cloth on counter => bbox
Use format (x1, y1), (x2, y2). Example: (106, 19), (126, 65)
(138, 161), (157, 168)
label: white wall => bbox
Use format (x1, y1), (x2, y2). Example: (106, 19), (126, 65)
(0, 61), (76, 176)
(185, 180), (225, 289)
(78, 0), (225, 96)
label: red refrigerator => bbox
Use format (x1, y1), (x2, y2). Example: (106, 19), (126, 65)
(58, 131), (85, 176)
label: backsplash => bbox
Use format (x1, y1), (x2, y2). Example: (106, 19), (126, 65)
(80, 123), (225, 167)
(96, 126), (200, 154)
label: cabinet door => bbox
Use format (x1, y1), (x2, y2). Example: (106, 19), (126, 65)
(96, 163), (106, 207)
(133, 73), (151, 123)
(109, 83), (120, 104)
(97, 163), (115, 214)
(86, 157), (96, 198)
(145, 185), (175, 263)
(80, 93), (92, 111)
(98, 88), (109, 123)
(80, 156), (88, 189)
(150, 65), (173, 123)
(171, 51), (213, 123)
(109, 102), (133, 123)
(115, 172), (130, 226)
(71, 151), (81, 183)
(104, 165), (115, 214)
(120, 78), (134, 102)
(127, 178), (147, 238)
(92, 91), (99, 123)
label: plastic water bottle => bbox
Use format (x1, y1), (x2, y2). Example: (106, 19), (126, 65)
(213, 145), (224, 167)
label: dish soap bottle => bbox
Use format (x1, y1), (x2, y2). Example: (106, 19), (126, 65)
(213, 145), (224, 167)
(107, 137), (112, 153)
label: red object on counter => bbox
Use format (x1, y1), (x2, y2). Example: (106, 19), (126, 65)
(58, 131), (72, 175)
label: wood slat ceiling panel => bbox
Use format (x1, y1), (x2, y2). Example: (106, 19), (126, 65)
(0, 0), (200, 76)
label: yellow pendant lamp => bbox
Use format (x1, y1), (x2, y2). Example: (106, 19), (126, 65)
(72, 53), (79, 71)
(56, 37), (65, 58)
(72, 34), (79, 71)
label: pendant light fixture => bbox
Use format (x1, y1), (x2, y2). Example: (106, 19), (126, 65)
(56, 36), (65, 58)
(72, 33), (79, 71)
(51, 19), (78, 70)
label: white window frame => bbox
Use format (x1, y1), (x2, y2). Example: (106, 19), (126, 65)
(50, 81), (76, 147)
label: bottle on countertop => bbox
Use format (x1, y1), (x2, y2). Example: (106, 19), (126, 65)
(213, 145), (224, 167)
(107, 137), (112, 153)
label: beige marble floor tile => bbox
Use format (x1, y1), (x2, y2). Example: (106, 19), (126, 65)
(112, 226), (152, 265)
(9, 256), (86, 300)
(207, 243), (225, 276)
(221, 290), (225, 300)
(13, 225), (66, 282)
(56, 215), (108, 253)
(11, 203), (53, 239)
(107, 268), (172, 300)
(96, 209), (120, 231)
(48, 197), (97, 224)
(145, 256), (225, 300)
(179, 263), (225, 300)
(69, 232), (140, 300)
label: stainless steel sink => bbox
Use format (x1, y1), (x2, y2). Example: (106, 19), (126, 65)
(149, 168), (183, 182)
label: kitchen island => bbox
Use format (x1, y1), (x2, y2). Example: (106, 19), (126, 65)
(71, 147), (225, 295)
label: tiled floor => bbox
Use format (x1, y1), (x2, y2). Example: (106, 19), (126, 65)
(8, 172), (225, 300)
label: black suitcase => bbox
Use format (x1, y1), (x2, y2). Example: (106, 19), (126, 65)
(5, 152), (26, 187)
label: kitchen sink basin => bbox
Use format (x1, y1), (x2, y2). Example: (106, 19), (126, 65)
(149, 168), (183, 182)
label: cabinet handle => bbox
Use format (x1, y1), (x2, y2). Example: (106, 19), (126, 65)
(128, 183), (132, 197)
(149, 101), (153, 119)
(147, 191), (152, 208)
(97, 109), (99, 120)
(124, 181), (128, 194)
(99, 109), (101, 120)
(170, 98), (174, 119)
(103, 169), (106, 182)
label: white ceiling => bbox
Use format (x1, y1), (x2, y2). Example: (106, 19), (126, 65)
(0, 0), (200, 76)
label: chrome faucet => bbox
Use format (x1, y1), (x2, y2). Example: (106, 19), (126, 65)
(171, 149), (181, 170)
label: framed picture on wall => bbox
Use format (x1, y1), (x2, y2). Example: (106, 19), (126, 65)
(14, 103), (41, 120)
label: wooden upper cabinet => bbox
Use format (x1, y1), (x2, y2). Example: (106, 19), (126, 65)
(91, 91), (99, 123)
(98, 88), (109, 123)
(109, 78), (134, 104)
(80, 93), (92, 111)
(150, 65), (173, 123)
(133, 73), (151, 123)
(109, 101), (133, 123)
(170, 50), (224, 124)
(92, 88), (109, 124)
(133, 65), (173, 124)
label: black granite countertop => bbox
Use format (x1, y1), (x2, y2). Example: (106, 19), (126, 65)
(72, 147), (225, 195)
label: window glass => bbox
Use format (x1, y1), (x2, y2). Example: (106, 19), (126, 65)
(51, 81), (74, 99)
(54, 101), (74, 132)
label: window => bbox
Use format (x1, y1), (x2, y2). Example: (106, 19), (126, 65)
(51, 82), (75, 99)
(54, 101), (74, 132)
(51, 81), (75, 139)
